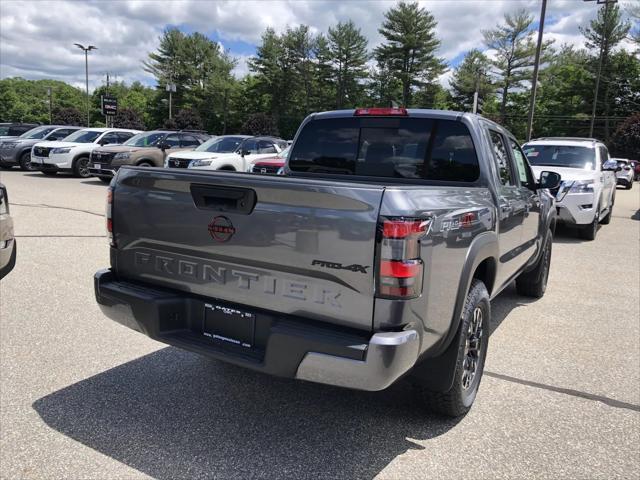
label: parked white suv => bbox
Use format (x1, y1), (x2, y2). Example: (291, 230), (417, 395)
(523, 137), (617, 240)
(31, 128), (141, 178)
(185, 136), (287, 172)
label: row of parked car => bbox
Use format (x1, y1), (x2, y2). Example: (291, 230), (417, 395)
(0, 122), (637, 243)
(0, 124), (290, 182)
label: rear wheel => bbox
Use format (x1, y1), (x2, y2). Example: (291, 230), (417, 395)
(414, 279), (489, 417)
(73, 156), (91, 178)
(19, 151), (34, 171)
(516, 230), (552, 298)
(626, 181), (633, 190)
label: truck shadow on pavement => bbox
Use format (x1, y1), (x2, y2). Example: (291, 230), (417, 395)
(33, 347), (462, 480)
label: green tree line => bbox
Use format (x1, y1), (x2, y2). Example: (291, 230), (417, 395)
(1, 2), (638, 153)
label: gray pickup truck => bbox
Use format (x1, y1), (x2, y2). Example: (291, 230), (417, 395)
(95, 108), (560, 416)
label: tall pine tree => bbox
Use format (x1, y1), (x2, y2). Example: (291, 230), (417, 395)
(482, 10), (549, 124)
(449, 49), (493, 112)
(375, 1), (446, 107)
(326, 21), (369, 109)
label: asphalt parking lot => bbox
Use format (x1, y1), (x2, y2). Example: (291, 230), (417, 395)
(0, 170), (638, 479)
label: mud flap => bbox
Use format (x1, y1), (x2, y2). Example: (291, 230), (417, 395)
(408, 318), (463, 392)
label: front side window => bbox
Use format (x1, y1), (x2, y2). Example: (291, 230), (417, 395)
(197, 136), (245, 153)
(117, 132), (135, 143)
(47, 128), (77, 141)
(289, 117), (479, 182)
(63, 130), (102, 143)
(523, 144), (596, 170)
(100, 132), (121, 145)
(240, 139), (259, 154)
(124, 132), (165, 147)
(164, 134), (181, 148)
(488, 130), (512, 186)
(509, 139), (532, 186)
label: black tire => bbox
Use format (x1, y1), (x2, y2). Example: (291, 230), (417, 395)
(516, 230), (552, 298)
(73, 156), (91, 178)
(626, 181), (633, 190)
(0, 161), (13, 170)
(98, 177), (111, 184)
(414, 279), (489, 417)
(41, 170), (57, 176)
(19, 151), (34, 171)
(137, 161), (153, 167)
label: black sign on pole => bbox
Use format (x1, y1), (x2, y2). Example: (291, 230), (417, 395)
(101, 95), (118, 116)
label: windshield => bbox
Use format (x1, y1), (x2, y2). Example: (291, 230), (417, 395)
(289, 117), (480, 182)
(196, 136), (245, 153)
(62, 130), (102, 143)
(124, 132), (165, 147)
(20, 126), (56, 139)
(523, 145), (596, 170)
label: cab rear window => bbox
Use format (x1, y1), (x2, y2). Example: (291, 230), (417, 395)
(288, 117), (479, 182)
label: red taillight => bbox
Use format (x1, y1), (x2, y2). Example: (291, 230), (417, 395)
(382, 219), (428, 238)
(354, 107), (408, 116)
(380, 260), (421, 278)
(376, 217), (429, 299)
(460, 212), (477, 228)
(106, 186), (115, 247)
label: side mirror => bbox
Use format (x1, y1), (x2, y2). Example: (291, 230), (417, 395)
(158, 141), (169, 150)
(538, 171), (561, 190)
(240, 149), (251, 157)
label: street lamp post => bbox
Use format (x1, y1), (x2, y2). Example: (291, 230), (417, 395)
(74, 43), (97, 127)
(166, 82), (176, 120)
(526, 0), (548, 141)
(46, 87), (52, 124)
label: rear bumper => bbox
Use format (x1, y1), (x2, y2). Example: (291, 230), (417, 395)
(94, 269), (419, 391)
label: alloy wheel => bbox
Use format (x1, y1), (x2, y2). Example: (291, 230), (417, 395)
(462, 307), (484, 390)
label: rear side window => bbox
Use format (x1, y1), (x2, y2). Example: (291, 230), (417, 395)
(289, 117), (479, 182)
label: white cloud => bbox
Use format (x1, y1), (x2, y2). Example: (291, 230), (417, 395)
(0, 0), (636, 92)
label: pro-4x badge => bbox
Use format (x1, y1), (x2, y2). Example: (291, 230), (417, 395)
(312, 260), (369, 274)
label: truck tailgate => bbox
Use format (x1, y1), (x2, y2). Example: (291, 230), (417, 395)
(111, 168), (385, 330)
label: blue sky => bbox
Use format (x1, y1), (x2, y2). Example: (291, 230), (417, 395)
(1, 1), (636, 90)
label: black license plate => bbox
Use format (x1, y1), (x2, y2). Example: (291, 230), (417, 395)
(203, 303), (255, 348)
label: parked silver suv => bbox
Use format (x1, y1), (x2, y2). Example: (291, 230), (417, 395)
(0, 125), (81, 171)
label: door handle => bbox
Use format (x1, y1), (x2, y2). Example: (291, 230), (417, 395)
(190, 184), (257, 214)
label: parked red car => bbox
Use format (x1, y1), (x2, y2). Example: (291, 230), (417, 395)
(251, 146), (289, 174)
